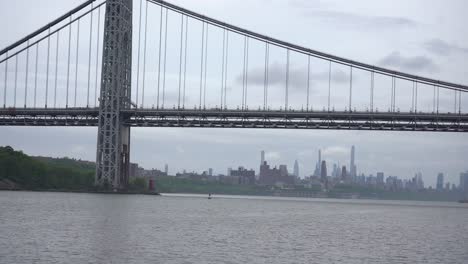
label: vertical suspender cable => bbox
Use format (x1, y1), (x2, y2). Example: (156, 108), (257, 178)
(136, 0), (142, 108)
(415, 82), (418, 112)
(242, 36), (246, 110)
(349, 67), (353, 112)
(87, 3), (94, 108)
(183, 16), (188, 108)
(94, 7), (101, 107)
(220, 29), (225, 108)
(454, 90), (457, 114)
(13, 56), (18, 107)
(394, 78), (396, 112)
(390, 77), (394, 112)
(370, 71), (374, 112)
(178, 14), (184, 109)
(2, 52), (7, 108)
(224, 31), (229, 108)
(66, 16), (72, 108)
(203, 24), (209, 108)
(199, 22), (205, 109)
(162, 8), (168, 108)
(328, 61), (331, 112)
(411, 81), (415, 112)
(459, 90), (462, 114)
(306, 56), (310, 111)
(24, 41), (30, 108)
(436, 86), (440, 114)
(54, 31), (60, 108)
(45, 28), (51, 108)
(285, 49), (290, 111)
(244, 37), (249, 109)
(142, 0), (149, 108)
(34, 45), (39, 107)
(156, 5), (163, 108)
(74, 19), (80, 107)
(2, 51), (7, 108)
(264, 42), (269, 110)
(432, 85), (436, 113)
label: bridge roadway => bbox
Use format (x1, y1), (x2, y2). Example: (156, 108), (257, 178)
(0, 108), (467, 132)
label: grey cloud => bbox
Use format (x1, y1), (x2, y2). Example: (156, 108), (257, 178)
(301, 10), (416, 30)
(423, 38), (468, 57)
(378, 51), (437, 73)
(236, 62), (351, 92)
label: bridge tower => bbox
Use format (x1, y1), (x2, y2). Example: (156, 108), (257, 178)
(95, 0), (133, 189)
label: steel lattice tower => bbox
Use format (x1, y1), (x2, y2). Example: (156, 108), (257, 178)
(96, 0), (132, 189)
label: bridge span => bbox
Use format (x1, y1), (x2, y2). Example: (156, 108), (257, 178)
(1, 108), (467, 132)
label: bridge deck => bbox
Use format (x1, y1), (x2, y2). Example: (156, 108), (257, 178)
(0, 108), (467, 132)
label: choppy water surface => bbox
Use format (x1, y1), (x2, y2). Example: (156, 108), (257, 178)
(1, 191), (467, 264)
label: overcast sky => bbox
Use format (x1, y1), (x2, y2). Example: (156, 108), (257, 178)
(1, 0), (467, 187)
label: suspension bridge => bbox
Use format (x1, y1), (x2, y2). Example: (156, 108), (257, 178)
(0, 0), (467, 189)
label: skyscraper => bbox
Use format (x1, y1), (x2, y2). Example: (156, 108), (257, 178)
(316, 149), (322, 176)
(165, 164), (169, 175)
(341, 166), (347, 181)
(293, 160), (299, 178)
(321, 160), (327, 182)
(259, 151), (265, 180)
(350, 146), (356, 179)
(437, 173), (444, 191)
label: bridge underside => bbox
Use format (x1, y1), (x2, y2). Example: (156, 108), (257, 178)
(1, 108), (467, 132)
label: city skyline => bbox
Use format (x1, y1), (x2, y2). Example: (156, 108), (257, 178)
(129, 146), (465, 189)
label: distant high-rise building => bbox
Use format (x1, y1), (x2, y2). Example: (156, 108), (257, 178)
(437, 173), (444, 191)
(377, 172), (384, 185)
(341, 166), (347, 181)
(319, 149), (322, 170)
(293, 160), (299, 178)
(259, 151), (265, 180)
(350, 146), (356, 179)
(165, 164), (169, 175)
(279, 165), (288, 177)
(321, 161), (327, 182)
(228, 168), (232, 176)
(208, 168), (213, 177)
(460, 172), (468, 191)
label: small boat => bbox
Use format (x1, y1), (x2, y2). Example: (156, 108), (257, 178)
(208, 193), (212, 199)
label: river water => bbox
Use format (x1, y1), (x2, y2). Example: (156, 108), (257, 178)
(0, 191), (467, 264)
